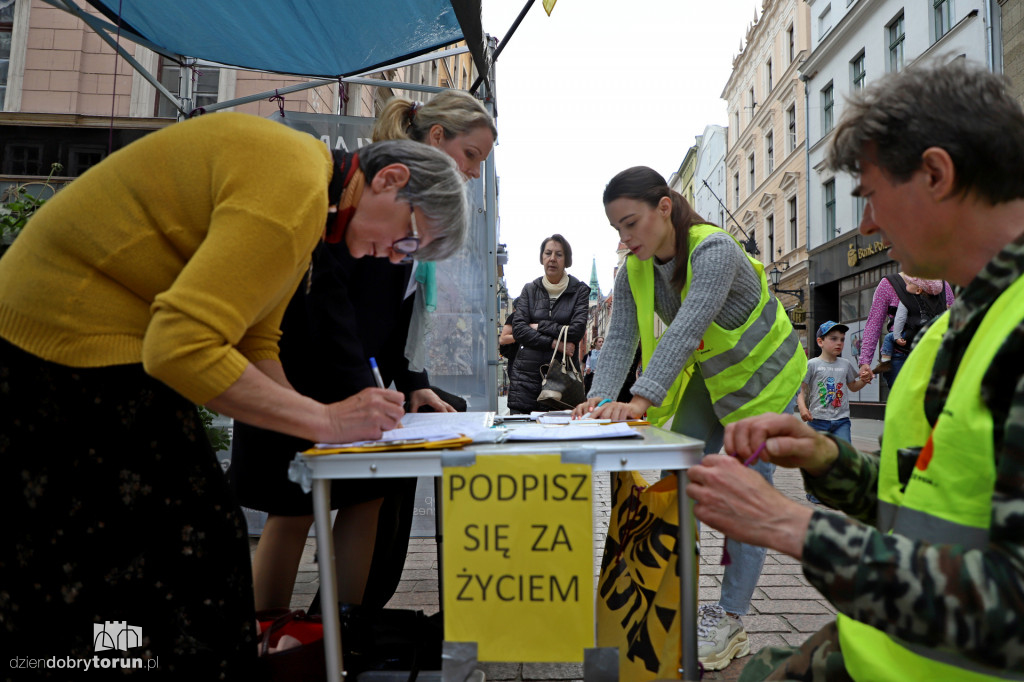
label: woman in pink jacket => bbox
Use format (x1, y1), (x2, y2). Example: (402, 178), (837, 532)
(858, 272), (954, 386)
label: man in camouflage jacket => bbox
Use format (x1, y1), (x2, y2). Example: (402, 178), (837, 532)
(685, 60), (1024, 680)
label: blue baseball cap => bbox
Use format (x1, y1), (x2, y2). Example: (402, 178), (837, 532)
(816, 320), (849, 338)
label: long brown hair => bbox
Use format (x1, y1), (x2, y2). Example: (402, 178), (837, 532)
(603, 166), (707, 292)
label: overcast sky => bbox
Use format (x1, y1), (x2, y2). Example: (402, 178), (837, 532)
(480, 0), (761, 299)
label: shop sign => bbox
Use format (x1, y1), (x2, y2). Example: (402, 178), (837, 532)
(848, 239), (889, 267)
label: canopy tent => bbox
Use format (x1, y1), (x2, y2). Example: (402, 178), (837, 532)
(79, 0), (488, 80)
(40, 0), (510, 415)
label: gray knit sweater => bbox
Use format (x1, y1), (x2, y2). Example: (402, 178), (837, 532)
(589, 232), (764, 407)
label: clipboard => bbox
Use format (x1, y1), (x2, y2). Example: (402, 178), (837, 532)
(302, 435), (473, 455)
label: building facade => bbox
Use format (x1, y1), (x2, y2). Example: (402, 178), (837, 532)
(722, 0), (813, 350)
(800, 0), (996, 407)
(1001, 0), (1021, 104)
(692, 124), (728, 229)
(668, 141), (699, 207)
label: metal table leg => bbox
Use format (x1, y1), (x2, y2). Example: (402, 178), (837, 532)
(677, 468), (698, 680)
(313, 478), (345, 682)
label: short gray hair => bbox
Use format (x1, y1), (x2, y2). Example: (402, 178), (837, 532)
(359, 139), (470, 261)
(828, 58), (1024, 204)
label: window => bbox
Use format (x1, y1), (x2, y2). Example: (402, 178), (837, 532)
(765, 131), (774, 174)
(749, 87), (756, 120)
(851, 51), (866, 90)
(787, 24), (795, 63)
(838, 262), (899, 323)
(788, 196), (798, 250)
(748, 153), (756, 193)
(934, 0), (952, 41)
(67, 146), (105, 176)
(734, 172), (740, 207)
(733, 111), (740, 138)
(824, 179), (836, 240)
(819, 3), (832, 38)
(855, 194), (867, 227)
(766, 214), (775, 259)
(888, 12), (905, 73)
(3, 142), (43, 176)
(766, 59), (773, 93)
(822, 82), (834, 133)
(157, 61), (220, 117)
(0, 1), (13, 110)
(787, 104), (797, 152)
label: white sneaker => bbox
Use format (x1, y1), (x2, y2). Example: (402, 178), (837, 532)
(697, 604), (750, 671)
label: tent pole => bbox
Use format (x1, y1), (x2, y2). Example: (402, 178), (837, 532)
(197, 76), (445, 116)
(470, 0), (535, 95)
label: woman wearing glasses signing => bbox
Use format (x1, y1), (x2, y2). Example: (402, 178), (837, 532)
(231, 91), (497, 633)
(0, 112), (468, 676)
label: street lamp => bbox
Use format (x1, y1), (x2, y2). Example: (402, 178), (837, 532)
(767, 262), (805, 306)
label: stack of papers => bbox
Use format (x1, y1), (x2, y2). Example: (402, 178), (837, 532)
(505, 423), (640, 441)
(314, 411), (494, 449)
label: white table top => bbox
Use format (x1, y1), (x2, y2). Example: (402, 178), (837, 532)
(292, 425), (705, 481)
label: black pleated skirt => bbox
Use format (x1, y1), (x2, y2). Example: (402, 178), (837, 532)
(0, 338), (259, 679)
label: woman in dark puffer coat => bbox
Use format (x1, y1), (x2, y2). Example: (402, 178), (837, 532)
(507, 234), (591, 413)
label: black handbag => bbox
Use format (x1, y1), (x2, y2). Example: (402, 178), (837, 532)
(537, 325), (586, 410)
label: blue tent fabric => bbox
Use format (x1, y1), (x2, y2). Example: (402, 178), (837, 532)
(83, 0), (485, 79)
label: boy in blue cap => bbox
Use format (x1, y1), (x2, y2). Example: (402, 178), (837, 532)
(797, 321), (872, 501)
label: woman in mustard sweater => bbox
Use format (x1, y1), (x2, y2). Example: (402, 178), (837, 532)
(0, 112), (468, 676)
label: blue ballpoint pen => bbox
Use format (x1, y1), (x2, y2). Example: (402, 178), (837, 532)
(368, 357), (386, 389)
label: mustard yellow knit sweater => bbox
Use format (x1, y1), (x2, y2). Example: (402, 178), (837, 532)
(0, 112), (333, 404)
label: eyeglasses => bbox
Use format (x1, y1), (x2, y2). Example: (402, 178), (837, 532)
(391, 205), (421, 259)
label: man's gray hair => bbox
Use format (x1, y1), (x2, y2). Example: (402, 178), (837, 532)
(359, 139), (470, 261)
(828, 58), (1024, 204)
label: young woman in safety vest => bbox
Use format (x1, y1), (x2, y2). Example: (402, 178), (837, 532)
(573, 165), (807, 671)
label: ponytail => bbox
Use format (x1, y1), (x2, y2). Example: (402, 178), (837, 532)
(372, 90), (496, 144)
(372, 97), (418, 142)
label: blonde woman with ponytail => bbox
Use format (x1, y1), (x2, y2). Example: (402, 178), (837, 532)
(373, 90), (497, 178)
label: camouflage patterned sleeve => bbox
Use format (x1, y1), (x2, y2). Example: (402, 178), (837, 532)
(801, 436), (879, 524)
(798, 374), (1024, 672)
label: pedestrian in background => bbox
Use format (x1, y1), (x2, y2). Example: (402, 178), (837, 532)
(858, 271), (953, 386)
(507, 234), (590, 414)
(583, 335), (604, 393)
(798, 321), (871, 503)
(797, 321), (871, 444)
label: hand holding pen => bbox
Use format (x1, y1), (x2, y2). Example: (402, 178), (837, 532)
(722, 412), (839, 475)
(369, 356), (403, 429)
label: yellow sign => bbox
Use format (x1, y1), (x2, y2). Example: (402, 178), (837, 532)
(542, 0), (558, 15)
(442, 454), (593, 662)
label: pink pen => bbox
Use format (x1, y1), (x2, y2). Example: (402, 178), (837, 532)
(742, 442), (767, 467)
(722, 441), (769, 566)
